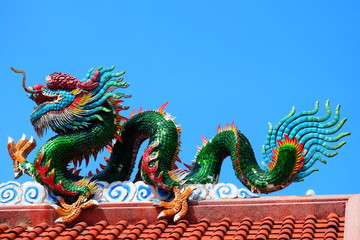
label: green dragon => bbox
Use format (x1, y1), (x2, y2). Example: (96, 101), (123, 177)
(8, 66), (350, 222)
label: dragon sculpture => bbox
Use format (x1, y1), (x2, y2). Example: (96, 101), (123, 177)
(8, 66), (350, 223)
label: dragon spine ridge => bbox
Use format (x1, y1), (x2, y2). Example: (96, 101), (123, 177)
(8, 66), (350, 222)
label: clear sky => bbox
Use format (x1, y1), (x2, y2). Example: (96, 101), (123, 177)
(1, 1), (359, 197)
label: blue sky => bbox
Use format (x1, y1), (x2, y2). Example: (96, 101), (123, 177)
(1, 1), (359, 196)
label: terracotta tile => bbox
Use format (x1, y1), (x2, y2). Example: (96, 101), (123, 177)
(1, 224), (27, 240)
(300, 232), (315, 240)
(0, 214), (347, 240)
(166, 220), (189, 240)
(21, 232), (39, 240)
(21, 222), (49, 240)
(114, 220), (129, 231)
(60, 222), (88, 240)
(80, 220), (108, 239)
(324, 227), (339, 240)
(144, 219), (168, 240)
(254, 217), (274, 239)
(0, 195), (353, 240)
(187, 218), (209, 240)
(38, 223), (66, 240)
(210, 217), (231, 239)
(234, 217), (253, 239)
(121, 219), (149, 240)
(0, 224), (9, 234)
(277, 233), (292, 240)
(40, 230), (60, 240)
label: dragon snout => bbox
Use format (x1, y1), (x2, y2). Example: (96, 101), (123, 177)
(33, 84), (45, 90)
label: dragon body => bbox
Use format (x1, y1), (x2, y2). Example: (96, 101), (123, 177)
(8, 66), (350, 222)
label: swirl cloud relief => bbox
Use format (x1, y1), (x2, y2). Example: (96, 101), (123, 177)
(0, 181), (258, 206)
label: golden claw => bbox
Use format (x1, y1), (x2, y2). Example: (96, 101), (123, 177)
(7, 134), (36, 178)
(155, 186), (193, 222)
(52, 195), (99, 223)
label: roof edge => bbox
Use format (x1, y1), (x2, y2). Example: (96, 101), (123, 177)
(344, 194), (360, 239)
(0, 194), (357, 227)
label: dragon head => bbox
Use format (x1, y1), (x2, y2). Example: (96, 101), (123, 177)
(11, 66), (130, 137)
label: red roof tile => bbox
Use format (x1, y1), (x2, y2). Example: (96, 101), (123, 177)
(0, 213), (347, 240)
(0, 194), (359, 239)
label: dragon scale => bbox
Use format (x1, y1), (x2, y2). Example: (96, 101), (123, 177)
(8, 66), (350, 222)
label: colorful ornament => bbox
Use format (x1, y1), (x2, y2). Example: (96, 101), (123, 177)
(8, 66), (350, 222)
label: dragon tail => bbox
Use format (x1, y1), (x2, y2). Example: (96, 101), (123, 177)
(262, 100), (350, 182)
(184, 100), (350, 194)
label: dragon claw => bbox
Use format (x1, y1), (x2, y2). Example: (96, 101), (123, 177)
(156, 186), (193, 222)
(7, 134), (37, 175)
(14, 170), (23, 179)
(52, 195), (98, 223)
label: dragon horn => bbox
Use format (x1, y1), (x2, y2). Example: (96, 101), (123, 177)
(10, 67), (41, 94)
(77, 69), (99, 91)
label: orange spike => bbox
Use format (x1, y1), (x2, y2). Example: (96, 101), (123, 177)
(104, 156), (110, 162)
(74, 169), (82, 175)
(106, 145), (113, 153)
(201, 136), (208, 145)
(158, 102), (169, 114)
(196, 146), (201, 151)
(184, 163), (192, 170)
(130, 108), (136, 117)
(175, 156), (182, 163)
(284, 134), (290, 142)
(114, 134), (122, 142)
(230, 121), (237, 131)
(138, 106), (144, 113)
(217, 124), (222, 133)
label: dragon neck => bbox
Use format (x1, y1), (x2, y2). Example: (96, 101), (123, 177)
(32, 103), (118, 196)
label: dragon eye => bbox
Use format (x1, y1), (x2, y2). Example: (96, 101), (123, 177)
(70, 89), (81, 95)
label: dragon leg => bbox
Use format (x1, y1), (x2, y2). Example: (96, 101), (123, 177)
(155, 186), (193, 222)
(52, 195), (99, 223)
